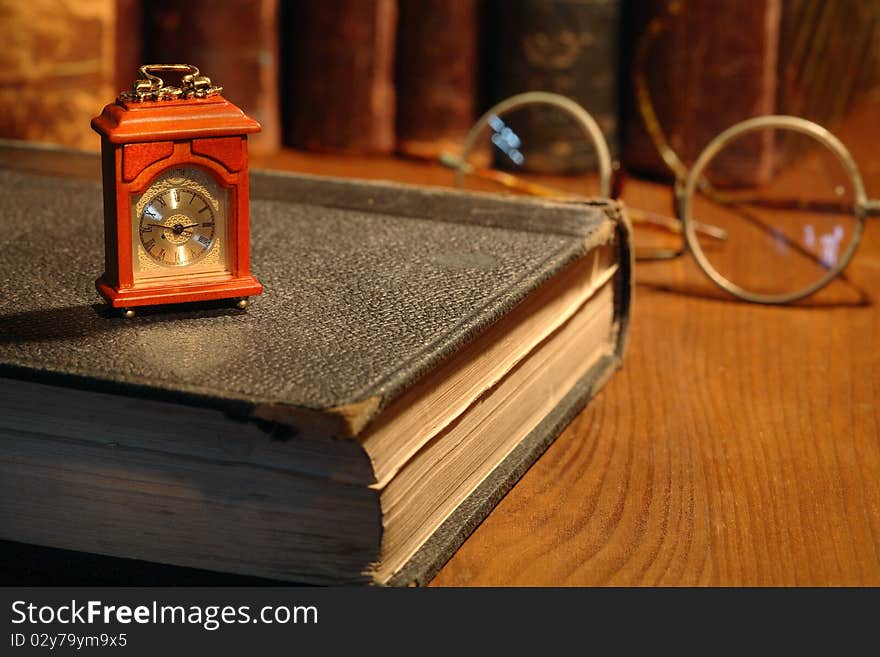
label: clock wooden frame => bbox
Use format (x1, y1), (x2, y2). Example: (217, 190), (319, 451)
(91, 91), (263, 311)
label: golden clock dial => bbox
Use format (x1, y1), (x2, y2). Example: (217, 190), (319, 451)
(138, 182), (217, 267)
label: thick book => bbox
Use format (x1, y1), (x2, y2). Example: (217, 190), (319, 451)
(0, 144), (632, 585)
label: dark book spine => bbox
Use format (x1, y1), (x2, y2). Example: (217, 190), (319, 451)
(144, 0), (281, 155)
(282, 0), (398, 154)
(395, 0), (478, 160)
(485, 0), (620, 173)
(621, 0), (781, 184)
(0, 0), (142, 151)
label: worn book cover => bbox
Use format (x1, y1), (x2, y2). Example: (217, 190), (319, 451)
(0, 145), (632, 585)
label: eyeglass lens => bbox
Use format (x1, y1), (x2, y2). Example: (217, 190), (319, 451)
(688, 126), (859, 297)
(458, 102), (606, 199)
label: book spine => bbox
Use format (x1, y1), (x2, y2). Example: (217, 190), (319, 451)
(621, 0), (781, 184)
(0, 0), (142, 151)
(144, 0), (281, 156)
(395, 0), (478, 160)
(484, 0), (621, 173)
(282, 0), (398, 154)
(777, 0), (880, 124)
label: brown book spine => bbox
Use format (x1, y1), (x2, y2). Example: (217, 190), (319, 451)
(395, 0), (478, 160)
(777, 0), (880, 124)
(485, 0), (621, 173)
(0, 0), (142, 151)
(144, 0), (281, 155)
(621, 0), (781, 184)
(282, 0), (397, 154)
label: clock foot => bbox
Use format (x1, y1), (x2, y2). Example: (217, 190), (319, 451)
(121, 308), (136, 319)
(235, 297), (249, 310)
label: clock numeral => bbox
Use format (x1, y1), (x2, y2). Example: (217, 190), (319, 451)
(157, 196), (166, 208)
(159, 248), (167, 260)
(144, 208), (157, 218)
(144, 238), (156, 251)
(197, 235), (211, 247)
(172, 189), (180, 204)
(201, 222), (214, 227)
(198, 204), (210, 214)
(188, 191), (196, 203)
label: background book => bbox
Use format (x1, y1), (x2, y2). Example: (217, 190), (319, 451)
(482, 0), (621, 173)
(0, 0), (141, 150)
(1, 0), (877, 173)
(281, 0), (397, 154)
(144, 0), (281, 155)
(395, 0), (478, 160)
(621, 0), (880, 184)
(620, 0), (781, 184)
(776, 1), (880, 126)
(0, 144), (632, 585)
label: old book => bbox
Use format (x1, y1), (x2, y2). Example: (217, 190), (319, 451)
(281, 0), (397, 154)
(0, 144), (632, 586)
(483, 0), (621, 172)
(144, 0), (281, 156)
(621, 0), (781, 184)
(0, 0), (142, 151)
(777, 1), (880, 125)
(395, 0), (478, 160)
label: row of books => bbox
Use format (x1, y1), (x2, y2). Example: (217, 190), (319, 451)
(1, 1), (878, 177)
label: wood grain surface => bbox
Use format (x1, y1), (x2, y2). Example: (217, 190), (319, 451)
(252, 101), (880, 586)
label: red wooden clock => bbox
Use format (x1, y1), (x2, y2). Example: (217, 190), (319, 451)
(91, 64), (263, 317)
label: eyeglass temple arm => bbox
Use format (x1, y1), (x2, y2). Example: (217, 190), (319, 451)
(864, 199), (880, 217)
(630, 208), (726, 238)
(440, 151), (727, 247)
(438, 153), (576, 199)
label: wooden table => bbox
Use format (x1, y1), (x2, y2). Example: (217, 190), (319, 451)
(253, 123), (880, 586)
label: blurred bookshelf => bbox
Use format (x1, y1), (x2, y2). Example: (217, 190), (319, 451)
(2, 0), (877, 182)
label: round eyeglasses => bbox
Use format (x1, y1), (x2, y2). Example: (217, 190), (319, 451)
(442, 92), (879, 304)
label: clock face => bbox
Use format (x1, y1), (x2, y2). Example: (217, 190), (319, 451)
(139, 186), (216, 266)
(131, 167), (230, 281)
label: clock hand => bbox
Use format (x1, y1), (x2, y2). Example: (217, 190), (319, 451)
(143, 223), (200, 231)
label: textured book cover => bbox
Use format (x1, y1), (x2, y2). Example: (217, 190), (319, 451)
(0, 145), (632, 585)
